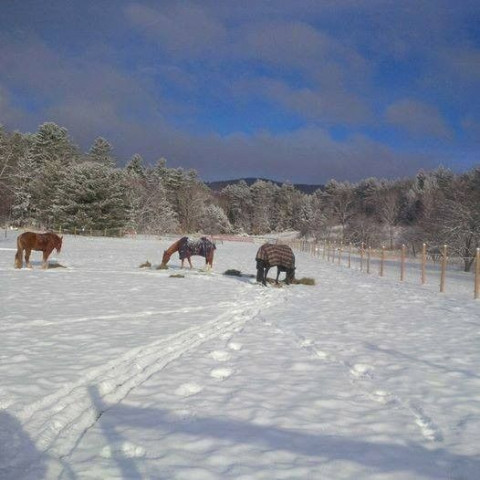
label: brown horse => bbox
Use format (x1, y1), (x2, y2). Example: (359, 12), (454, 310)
(160, 236), (216, 269)
(14, 231), (63, 269)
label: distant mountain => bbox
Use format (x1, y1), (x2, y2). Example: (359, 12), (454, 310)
(205, 178), (324, 195)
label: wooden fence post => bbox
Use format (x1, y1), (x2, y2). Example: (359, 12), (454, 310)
(380, 246), (385, 277)
(474, 248), (479, 300)
(367, 246), (371, 274)
(338, 246), (342, 265)
(360, 243), (364, 271)
(440, 245), (447, 293)
(400, 244), (406, 281)
(348, 243), (352, 268)
(421, 243), (426, 285)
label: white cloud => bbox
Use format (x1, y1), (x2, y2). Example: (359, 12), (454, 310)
(124, 3), (227, 57)
(385, 99), (453, 140)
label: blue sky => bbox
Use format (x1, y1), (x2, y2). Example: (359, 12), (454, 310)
(1, 0), (479, 184)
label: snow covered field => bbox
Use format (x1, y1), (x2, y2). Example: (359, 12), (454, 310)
(1, 232), (479, 480)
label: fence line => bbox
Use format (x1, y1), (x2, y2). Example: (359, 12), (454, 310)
(4, 226), (478, 300)
(284, 239), (479, 300)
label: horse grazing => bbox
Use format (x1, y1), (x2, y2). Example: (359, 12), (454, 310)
(255, 243), (295, 286)
(14, 231), (63, 269)
(161, 236), (216, 269)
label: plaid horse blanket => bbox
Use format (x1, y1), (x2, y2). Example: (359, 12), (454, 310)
(178, 237), (216, 260)
(255, 243), (295, 269)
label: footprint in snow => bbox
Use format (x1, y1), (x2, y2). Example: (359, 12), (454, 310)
(101, 442), (145, 459)
(314, 349), (329, 360)
(210, 350), (231, 362)
(350, 363), (374, 378)
(371, 390), (396, 405)
(227, 342), (242, 351)
(210, 368), (233, 380)
(174, 382), (204, 397)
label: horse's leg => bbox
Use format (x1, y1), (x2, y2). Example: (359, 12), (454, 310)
(14, 247), (23, 268)
(275, 267), (281, 284)
(264, 266), (270, 286)
(188, 255), (193, 269)
(25, 248), (33, 268)
(42, 249), (51, 269)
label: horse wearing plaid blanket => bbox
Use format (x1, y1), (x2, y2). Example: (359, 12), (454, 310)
(255, 243), (295, 286)
(161, 236), (216, 269)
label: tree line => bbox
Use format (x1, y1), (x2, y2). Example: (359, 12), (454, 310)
(1, 122), (479, 271)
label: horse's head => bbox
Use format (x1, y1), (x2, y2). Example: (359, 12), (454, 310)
(55, 235), (63, 253)
(161, 249), (170, 266)
(286, 267), (295, 284)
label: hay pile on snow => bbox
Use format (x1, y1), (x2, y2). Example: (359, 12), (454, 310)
(292, 277), (316, 286)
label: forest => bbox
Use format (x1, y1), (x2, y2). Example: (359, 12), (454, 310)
(1, 122), (479, 271)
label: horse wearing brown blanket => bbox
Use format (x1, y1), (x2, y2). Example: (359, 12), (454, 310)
(255, 243), (295, 286)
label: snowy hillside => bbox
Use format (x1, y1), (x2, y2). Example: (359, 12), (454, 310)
(1, 233), (479, 480)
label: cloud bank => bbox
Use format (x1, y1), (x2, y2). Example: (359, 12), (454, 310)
(0, 0), (478, 183)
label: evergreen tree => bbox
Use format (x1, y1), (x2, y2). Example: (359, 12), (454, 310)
(12, 122), (79, 227)
(55, 162), (129, 232)
(126, 153), (145, 178)
(87, 137), (115, 167)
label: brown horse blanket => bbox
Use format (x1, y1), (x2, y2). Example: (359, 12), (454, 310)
(178, 237), (216, 260)
(255, 243), (295, 269)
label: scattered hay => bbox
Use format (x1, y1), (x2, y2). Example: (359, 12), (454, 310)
(262, 277), (315, 286)
(139, 260), (151, 268)
(293, 277), (316, 286)
(156, 263), (169, 270)
(223, 269), (256, 279)
(224, 269), (242, 276)
(169, 273), (185, 278)
(48, 262), (67, 269)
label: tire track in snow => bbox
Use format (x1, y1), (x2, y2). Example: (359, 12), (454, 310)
(12, 287), (280, 463)
(1, 302), (237, 331)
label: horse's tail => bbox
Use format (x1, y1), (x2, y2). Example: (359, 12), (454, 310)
(14, 235), (23, 268)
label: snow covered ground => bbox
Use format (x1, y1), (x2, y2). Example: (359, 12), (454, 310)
(1, 232), (479, 480)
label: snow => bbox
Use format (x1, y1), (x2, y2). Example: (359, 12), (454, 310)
(1, 233), (479, 480)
